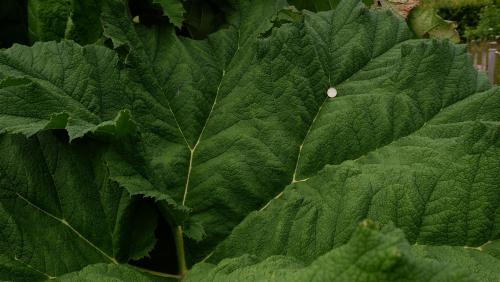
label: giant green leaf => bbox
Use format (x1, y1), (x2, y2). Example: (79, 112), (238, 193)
(0, 132), (159, 280)
(0, 0), (499, 280)
(187, 221), (495, 281)
(0, 41), (189, 224)
(100, 0), (418, 260)
(204, 84), (500, 268)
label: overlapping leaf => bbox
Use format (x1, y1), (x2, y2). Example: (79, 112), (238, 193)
(0, 133), (158, 280)
(188, 221), (496, 281)
(0, 40), (189, 224)
(0, 0), (499, 280)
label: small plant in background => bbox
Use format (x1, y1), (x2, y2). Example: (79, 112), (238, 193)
(464, 2), (500, 40)
(372, 0), (499, 43)
(373, 0), (499, 83)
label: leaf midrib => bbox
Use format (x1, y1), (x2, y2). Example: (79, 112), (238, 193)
(181, 28), (242, 206)
(197, 9), (405, 263)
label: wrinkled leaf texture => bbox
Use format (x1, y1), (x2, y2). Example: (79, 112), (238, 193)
(0, 0), (499, 281)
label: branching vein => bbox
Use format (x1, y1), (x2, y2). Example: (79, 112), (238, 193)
(16, 193), (118, 265)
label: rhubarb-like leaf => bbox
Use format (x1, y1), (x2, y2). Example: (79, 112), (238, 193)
(204, 85), (500, 274)
(187, 221), (491, 281)
(0, 133), (157, 280)
(0, 40), (189, 224)
(0, 42), (132, 140)
(0, 0), (499, 280)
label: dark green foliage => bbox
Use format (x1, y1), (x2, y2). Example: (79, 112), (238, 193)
(0, 0), (499, 281)
(28, 0), (71, 42)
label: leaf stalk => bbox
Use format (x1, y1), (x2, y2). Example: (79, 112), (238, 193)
(175, 226), (188, 278)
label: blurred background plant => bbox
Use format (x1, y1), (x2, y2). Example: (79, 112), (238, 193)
(423, 0), (499, 42)
(463, 3), (500, 41)
(422, 0), (500, 84)
(369, 0), (499, 83)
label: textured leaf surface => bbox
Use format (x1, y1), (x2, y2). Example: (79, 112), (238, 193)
(0, 0), (500, 280)
(0, 133), (157, 280)
(204, 86), (500, 272)
(0, 40), (189, 223)
(102, 0), (296, 249)
(187, 221), (483, 281)
(0, 42), (131, 140)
